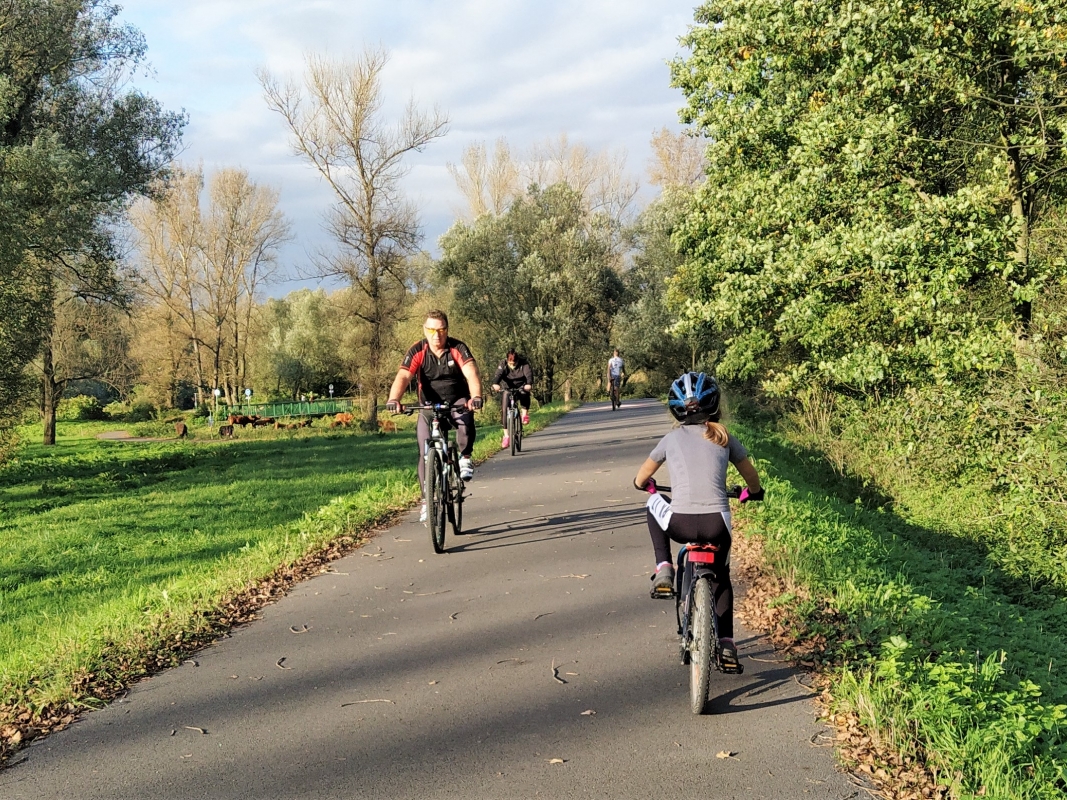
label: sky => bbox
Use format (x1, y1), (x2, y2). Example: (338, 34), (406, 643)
(119, 0), (702, 292)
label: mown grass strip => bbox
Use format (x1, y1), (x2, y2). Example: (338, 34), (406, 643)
(732, 421), (1067, 800)
(0, 401), (574, 756)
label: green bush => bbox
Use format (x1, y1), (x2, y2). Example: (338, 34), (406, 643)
(57, 395), (105, 422)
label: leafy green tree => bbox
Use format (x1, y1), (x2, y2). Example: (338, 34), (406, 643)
(0, 0), (184, 445)
(254, 289), (344, 400)
(438, 183), (626, 401)
(613, 190), (720, 391)
(670, 0), (1067, 396)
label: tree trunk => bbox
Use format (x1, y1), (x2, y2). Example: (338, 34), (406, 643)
(1006, 132), (1033, 327)
(41, 339), (59, 446)
(563, 379), (572, 402)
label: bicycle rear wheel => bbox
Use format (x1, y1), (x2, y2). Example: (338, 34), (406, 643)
(426, 449), (447, 553)
(508, 409), (518, 456)
(515, 415), (523, 452)
(689, 577), (713, 714)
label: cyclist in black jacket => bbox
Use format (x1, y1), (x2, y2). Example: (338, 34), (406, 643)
(490, 348), (533, 449)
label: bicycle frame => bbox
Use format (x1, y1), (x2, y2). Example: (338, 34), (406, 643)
(400, 403), (466, 551)
(498, 388), (525, 455)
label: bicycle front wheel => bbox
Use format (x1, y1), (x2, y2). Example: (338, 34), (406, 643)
(515, 415), (523, 453)
(448, 451), (464, 536)
(426, 449), (447, 553)
(689, 577), (714, 714)
(509, 410), (518, 456)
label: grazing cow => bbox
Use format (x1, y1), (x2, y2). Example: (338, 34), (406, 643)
(219, 424), (234, 438)
(174, 422), (188, 438)
(378, 419), (397, 434)
(333, 412), (355, 428)
(252, 416), (275, 428)
(227, 414), (255, 428)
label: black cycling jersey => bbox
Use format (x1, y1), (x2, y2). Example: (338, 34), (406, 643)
(491, 355), (533, 390)
(400, 338), (476, 405)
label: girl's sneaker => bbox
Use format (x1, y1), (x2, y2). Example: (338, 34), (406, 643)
(501, 433), (510, 449)
(521, 410), (529, 425)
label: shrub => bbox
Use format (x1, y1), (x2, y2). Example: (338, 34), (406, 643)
(57, 395), (106, 422)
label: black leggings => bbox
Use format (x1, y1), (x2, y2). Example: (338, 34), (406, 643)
(646, 510), (734, 639)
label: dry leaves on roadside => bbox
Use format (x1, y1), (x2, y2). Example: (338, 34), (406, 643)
(716, 750), (738, 760)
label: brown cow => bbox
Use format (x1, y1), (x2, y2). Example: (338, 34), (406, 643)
(377, 419), (397, 434)
(219, 424), (234, 438)
(252, 416), (275, 428)
(227, 414), (255, 428)
(333, 412), (355, 427)
(174, 422), (188, 438)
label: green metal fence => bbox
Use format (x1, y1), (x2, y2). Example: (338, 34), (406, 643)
(218, 397), (356, 419)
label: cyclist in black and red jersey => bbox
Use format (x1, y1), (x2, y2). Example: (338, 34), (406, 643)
(386, 310), (484, 522)
(490, 347), (533, 449)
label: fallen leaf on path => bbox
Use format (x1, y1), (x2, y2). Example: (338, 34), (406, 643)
(182, 659), (199, 667)
(580, 710), (596, 716)
(716, 751), (738, 760)
(276, 658), (292, 670)
(560, 574), (589, 579)
(416, 590), (450, 596)
(429, 681), (438, 685)
(185, 726), (207, 735)
(550, 660), (566, 685)
(289, 625), (309, 634)
(393, 538), (411, 542)
(341, 699), (394, 706)
(449, 612), (459, 621)
(565, 672), (579, 676)
(534, 612), (554, 621)
(547, 758), (566, 764)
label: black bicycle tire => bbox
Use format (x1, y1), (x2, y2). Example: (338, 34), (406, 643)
(515, 415), (523, 453)
(449, 448), (464, 536)
(690, 577), (713, 714)
(427, 449), (446, 553)
(508, 409), (517, 456)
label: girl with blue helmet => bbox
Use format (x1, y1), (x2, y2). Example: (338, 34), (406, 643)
(633, 372), (764, 669)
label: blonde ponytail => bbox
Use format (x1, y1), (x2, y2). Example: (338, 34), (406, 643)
(703, 420), (729, 447)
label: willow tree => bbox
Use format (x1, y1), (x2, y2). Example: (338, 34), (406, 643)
(260, 49), (447, 427)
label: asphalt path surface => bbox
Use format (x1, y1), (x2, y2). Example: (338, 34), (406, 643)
(3, 399), (858, 800)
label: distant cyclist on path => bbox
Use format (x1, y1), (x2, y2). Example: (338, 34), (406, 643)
(607, 349), (625, 407)
(386, 310), (483, 522)
(632, 371), (764, 670)
(490, 347), (533, 449)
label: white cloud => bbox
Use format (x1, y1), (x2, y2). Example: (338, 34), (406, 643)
(121, 0), (700, 289)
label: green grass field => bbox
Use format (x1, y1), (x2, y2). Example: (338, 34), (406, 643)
(0, 402), (573, 719)
(733, 421), (1067, 799)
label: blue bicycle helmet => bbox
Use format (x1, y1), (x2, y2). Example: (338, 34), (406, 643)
(668, 372), (720, 422)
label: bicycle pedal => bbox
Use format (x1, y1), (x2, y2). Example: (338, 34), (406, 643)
(719, 661), (744, 675)
(649, 587), (675, 600)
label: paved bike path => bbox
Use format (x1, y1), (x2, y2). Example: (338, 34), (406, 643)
(3, 399), (857, 800)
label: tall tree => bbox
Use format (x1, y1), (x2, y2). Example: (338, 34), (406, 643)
(260, 48), (448, 427)
(439, 183), (626, 402)
(0, 0), (184, 445)
(130, 164), (289, 406)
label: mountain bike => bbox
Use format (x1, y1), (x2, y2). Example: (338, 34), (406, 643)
(500, 388), (524, 456)
(643, 480), (745, 714)
(402, 404), (465, 553)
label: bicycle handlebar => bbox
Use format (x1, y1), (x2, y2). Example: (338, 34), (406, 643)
(637, 478), (749, 501)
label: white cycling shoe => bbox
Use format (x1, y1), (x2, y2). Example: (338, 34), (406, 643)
(419, 503), (427, 523)
(459, 457), (474, 481)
